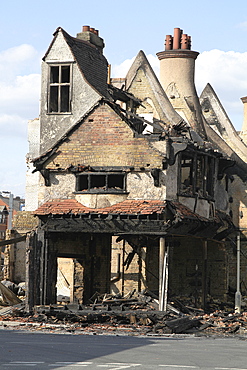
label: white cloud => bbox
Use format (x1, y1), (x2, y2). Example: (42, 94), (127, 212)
(0, 114), (27, 138)
(112, 57), (135, 77)
(0, 44), (40, 81)
(0, 44), (41, 197)
(0, 73), (40, 117)
(237, 21), (247, 30)
(111, 54), (160, 78)
(195, 49), (247, 129)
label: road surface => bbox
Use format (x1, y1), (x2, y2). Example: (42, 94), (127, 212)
(0, 329), (246, 369)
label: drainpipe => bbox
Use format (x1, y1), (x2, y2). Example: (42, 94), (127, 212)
(7, 193), (13, 230)
(235, 233), (241, 313)
(159, 237), (165, 310)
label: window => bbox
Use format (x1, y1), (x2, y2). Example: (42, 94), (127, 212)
(76, 173), (126, 193)
(0, 213), (6, 224)
(179, 152), (215, 198)
(49, 65), (71, 113)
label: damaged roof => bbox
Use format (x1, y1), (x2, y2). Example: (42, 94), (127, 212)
(33, 199), (166, 216)
(43, 27), (109, 98)
(33, 199), (234, 240)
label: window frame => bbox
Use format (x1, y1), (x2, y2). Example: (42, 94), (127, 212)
(75, 172), (127, 194)
(178, 151), (216, 199)
(47, 63), (72, 114)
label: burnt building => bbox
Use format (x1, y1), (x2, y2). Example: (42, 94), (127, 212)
(22, 26), (247, 311)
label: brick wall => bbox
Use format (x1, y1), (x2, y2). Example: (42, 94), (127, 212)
(45, 103), (163, 170)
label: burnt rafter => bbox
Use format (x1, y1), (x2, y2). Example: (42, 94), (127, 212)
(40, 216), (168, 235)
(107, 84), (142, 107)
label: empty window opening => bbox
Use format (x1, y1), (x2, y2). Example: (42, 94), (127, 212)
(180, 155), (193, 195)
(49, 65), (71, 113)
(179, 152), (215, 198)
(76, 173), (126, 193)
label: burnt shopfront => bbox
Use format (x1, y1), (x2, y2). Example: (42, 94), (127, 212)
(26, 198), (232, 311)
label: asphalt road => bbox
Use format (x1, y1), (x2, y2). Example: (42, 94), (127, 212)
(0, 330), (246, 369)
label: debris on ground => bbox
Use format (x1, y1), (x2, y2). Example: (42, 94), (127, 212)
(0, 290), (246, 337)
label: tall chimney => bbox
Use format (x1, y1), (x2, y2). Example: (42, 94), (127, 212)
(77, 25), (105, 53)
(157, 28), (206, 138)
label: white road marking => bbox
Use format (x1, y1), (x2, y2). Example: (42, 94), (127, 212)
(7, 364), (37, 367)
(215, 368), (247, 370)
(159, 366), (198, 369)
(97, 364), (141, 369)
(50, 362), (93, 367)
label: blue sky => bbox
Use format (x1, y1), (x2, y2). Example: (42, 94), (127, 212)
(1, 0), (247, 197)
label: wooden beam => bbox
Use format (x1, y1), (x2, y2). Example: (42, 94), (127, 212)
(0, 235), (26, 247)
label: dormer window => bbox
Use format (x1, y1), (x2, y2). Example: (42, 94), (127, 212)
(48, 64), (71, 113)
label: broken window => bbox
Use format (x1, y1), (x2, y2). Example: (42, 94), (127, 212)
(48, 65), (71, 113)
(76, 173), (126, 193)
(179, 152), (215, 198)
(180, 154), (193, 194)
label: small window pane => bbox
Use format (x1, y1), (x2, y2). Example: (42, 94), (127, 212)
(78, 175), (88, 191)
(61, 66), (70, 83)
(108, 174), (124, 189)
(91, 175), (105, 189)
(50, 66), (59, 83)
(61, 85), (70, 112)
(50, 86), (58, 112)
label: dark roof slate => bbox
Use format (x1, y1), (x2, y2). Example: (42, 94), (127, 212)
(44, 27), (109, 98)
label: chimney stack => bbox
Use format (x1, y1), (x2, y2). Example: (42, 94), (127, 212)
(157, 28), (205, 137)
(77, 25), (104, 52)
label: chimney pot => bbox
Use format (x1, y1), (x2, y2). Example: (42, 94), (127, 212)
(181, 34), (188, 50)
(165, 35), (173, 50)
(83, 25), (90, 32)
(94, 29), (99, 36)
(89, 27), (95, 33)
(173, 28), (181, 49)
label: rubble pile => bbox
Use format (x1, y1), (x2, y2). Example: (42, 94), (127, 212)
(0, 293), (247, 337)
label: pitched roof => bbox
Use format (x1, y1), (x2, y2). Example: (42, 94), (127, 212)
(125, 50), (184, 127)
(44, 27), (109, 98)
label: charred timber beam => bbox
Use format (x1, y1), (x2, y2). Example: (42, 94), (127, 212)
(41, 218), (168, 234)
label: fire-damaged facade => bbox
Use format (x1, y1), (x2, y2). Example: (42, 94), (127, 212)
(22, 26), (247, 311)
